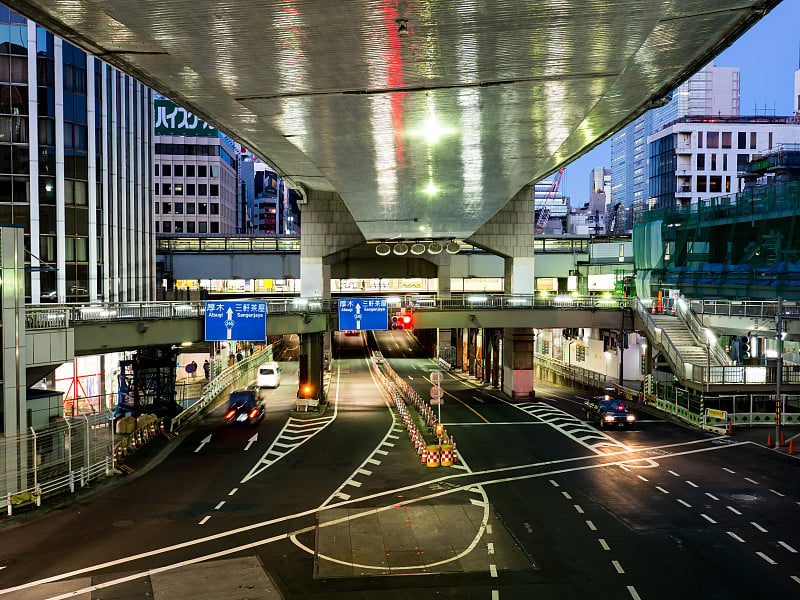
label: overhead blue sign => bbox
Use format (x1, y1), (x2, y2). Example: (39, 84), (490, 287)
(205, 301), (267, 341)
(338, 298), (388, 331)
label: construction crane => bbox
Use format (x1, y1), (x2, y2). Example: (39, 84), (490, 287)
(535, 167), (564, 235)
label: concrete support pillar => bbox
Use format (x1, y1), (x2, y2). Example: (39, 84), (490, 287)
(437, 263), (451, 298)
(503, 328), (534, 400)
(298, 332), (325, 403)
(467, 184), (535, 295)
(299, 189), (364, 298)
(456, 328), (465, 371)
(483, 329), (501, 388)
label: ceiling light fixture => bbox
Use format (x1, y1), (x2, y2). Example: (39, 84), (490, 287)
(375, 243), (391, 256)
(427, 242), (443, 255)
(410, 243), (426, 255)
(445, 241), (460, 254)
(393, 243), (409, 256)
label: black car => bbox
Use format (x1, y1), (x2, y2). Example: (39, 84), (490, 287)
(584, 394), (636, 429)
(225, 390), (265, 426)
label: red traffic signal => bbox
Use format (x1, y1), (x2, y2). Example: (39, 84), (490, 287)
(402, 314), (412, 327)
(301, 384), (313, 398)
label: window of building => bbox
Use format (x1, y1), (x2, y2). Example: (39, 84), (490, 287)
(162, 183), (171, 195)
(162, 202), (171, 214)
(706, 131), (719, 149)
(697, 176), (707, 192)
(198, 165), (207, 177)
(175, 202), (183, 214)
(187, 183), (195, 195)
(154, 202), (159, 214)
(187, 203), (195, 214)
(210, 203), (219, 215)
(723, 154), (728, 171)
(186, 164), (195, 177)
(737, 154), (750, 169)
(174, 183), (183, 195)
(738, 131), (746, 149)
(155, 221), (159, 233)
(198, 184), (207, 196)
(199, 221), (207, 233)
(696, 154), (705, 170)
(162, 164), (171, 177)
(709, 176), (722, 193)
(698, 131), (703, 148)
(725, 176), (731, 193)
(199, 202), (207, 215)
(750, 132), (757, 149)
(154, 164), (159, 176)
(210, 184), (219, 196)
(174, 221), (183, 233)
(210, 165), (219, 178)
(721, 132), (732, 149)
(162, 221), (171, 233)
(174, 164), (183, 177)
(186, 221), (195, 233)
(154, 183), (159, 195)
(769, 132), (773, 149)
(210, 222), (219, 233)
(710, 154), (716, 170)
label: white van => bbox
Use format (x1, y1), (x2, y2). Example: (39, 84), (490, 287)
(257, 362), (282, 388)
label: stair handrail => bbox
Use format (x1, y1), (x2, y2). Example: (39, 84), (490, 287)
(675, 295), (734, 366)
(632, 298), (688, 380)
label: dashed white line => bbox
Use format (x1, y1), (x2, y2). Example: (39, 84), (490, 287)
(751, 522), (768, 533)
(686, 481), (699, 488)
(599, 539), (610, 551)
(357, 468), (373, 476)
(382, 442), (395, 448)
(619, 465), (631, 472)
(562, 491), (573, 500)
(744, 477), (760, 485)
(489, 564), (498, 578)
(586, 520), (597, 531)
(367, 458), (381, 465)
(727, 532), (745, 543)
(487, 542), (495, 555)
(549, 479), (560, 487)
(706, 492), (720, 501)
(701, 514), (717, 524)
(375, 449), (389, 456)
(770, 489), (785, 497)
(228, 488), (238, 496)
(656, 486), (670, 494)
(637, 475), (648, 482)
(677, 499), (692, 508)
(778, 541), (798, 553)
(345, 479), (362, 488)
(723, 468), (736, 474)
(486, 524), (493, 535)
(668, 470), (680, 477)
(492, 591), (500, 600)
(627, 586), (642, 600)
(756, 551), (777, 565)
(214, 501), (225, 510)
(727, 506), (742, 515)
(612, 560), (625, 574)
(387, 434), (400, 440)
(791, 575), (800, 585)
(335, 492), (350, 501)
(198, 516), (210, 525)
(523, 522), (533, 534)
(574, 504), (584, 514)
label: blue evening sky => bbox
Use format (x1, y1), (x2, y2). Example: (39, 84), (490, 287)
(559, 0), (800, 201)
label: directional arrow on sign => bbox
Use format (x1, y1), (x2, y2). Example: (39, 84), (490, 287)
(244, 433), (258, 451)
(194, 434), (212, 453)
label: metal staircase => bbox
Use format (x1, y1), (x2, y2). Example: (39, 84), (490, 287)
(650, 314), (728, 366)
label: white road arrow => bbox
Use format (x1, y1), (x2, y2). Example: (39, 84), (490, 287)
(194, 434), (212, 453)
(244, 433), (258, 451)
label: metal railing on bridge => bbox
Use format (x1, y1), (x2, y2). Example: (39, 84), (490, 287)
(24, 294), (631, 330)
(689, 299), (800, 319)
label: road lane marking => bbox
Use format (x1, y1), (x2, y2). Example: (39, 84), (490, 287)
(778, 541), (798, 553)
(637, 475), (648, 482)
(686, 480), (698, 488)
(723, 467), (736, 473)
(367, 458), (381, 465)
(487, 543), (495, 555)
(198, 516), (210, 525)
(486, 524), (493, 535)
(489, 564), (498, 577)
(727, 532), (745, 542)
(335, 492), (350, 501)
(701, 514), (717, 524)
(706, 492), (720, 501)
(194, 434), (212, 453)
(471, 498), (488, 507)
(599, 539), (610, 551)
(426, 377), (491, 423)
(549, 479), (560, 487)
(656, 486), (669, 494)
(492, 591), (500, 600)
(357, 468), (372, 476)
(612, 560), (625, 574)
(668, 470), (680, 477)
(751, 522), (768, 533)
(791, 575), (800, 585)
(619, 465), (631, 472)
(586, 520), (597, 531)
(523, 523), (533, 533)
(376, 449), (389, 455)
(214, 501), (225, 510)
(228, 488), (238, 496)
(382, 442), (395, 448)
(574, 504), (584, 514)
(756, 552), (777, 565)
(345, 479), (362, 488)
(628, 586), (642, 600)
(677, 499), (692, 508)
(770, 489), (785, 497)
(744, 477), (759, 485)
(562, 491), (572, 500)
(727, 506), (742, 515)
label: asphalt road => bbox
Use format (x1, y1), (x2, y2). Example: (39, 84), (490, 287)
(0, 330), (798, 599)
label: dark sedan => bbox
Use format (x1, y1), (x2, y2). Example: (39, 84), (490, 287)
(584, 395), (636, 429)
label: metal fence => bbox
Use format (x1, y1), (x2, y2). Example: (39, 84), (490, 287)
(1, 411), (115, 516)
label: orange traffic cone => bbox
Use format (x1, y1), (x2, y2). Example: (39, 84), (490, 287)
(767, 433), (774, 448)
(789, 439), (795, 456)
(780, 431), (786, 447)
(727, 421), (733, 436)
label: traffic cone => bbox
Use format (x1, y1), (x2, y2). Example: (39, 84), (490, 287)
(420, 447), (427, 465)
(780, 431), (786, 447)
(727, 421), (733, 436)
(789, 439), (795, 456)
(767, 433), (774, 448)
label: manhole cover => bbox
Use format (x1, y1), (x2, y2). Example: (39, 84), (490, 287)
(113, 519), (135, 528)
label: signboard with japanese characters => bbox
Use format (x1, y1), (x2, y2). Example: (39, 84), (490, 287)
(337, 298), (388, 331)
(204, 301), (267, 341)
(155, 99), (218, 137)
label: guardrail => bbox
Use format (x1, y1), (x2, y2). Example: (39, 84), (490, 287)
(674, 297), (733, 366)
(689, 299), (800, 319)
(24, 295), (630, 330)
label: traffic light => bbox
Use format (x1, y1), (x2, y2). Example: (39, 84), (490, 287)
(301, 384), (314, 399)
(741, 337), (750, 360)
(401, 313), (412, 329)
(391, 312), (413, 329)
(391, 315), (401, 330)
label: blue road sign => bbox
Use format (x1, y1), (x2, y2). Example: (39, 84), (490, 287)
(338, 298), (388, 331)
(205, 301), (267, 341)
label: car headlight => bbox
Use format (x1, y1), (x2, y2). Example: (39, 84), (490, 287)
(626, 415), (636, 421)
(604, 415), (615, 422)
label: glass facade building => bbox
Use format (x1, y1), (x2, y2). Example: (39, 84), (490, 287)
(0, 5), (154, 303)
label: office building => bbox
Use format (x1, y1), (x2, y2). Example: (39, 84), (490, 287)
(610, 62), (740, 231)
(153, 98), (238, 236)
(0, 6), (155, 303)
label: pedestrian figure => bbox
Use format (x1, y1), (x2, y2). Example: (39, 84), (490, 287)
(203, 359), (210, 380)
(236, 351), (244, 363)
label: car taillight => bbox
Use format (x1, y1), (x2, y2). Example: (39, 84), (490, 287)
(249, 408), (259, 419)
(225, 410), (236, 420)
(627, 415), (636, 421)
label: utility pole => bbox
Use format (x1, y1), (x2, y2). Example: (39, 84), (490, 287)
(775, 297), (783, 446)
